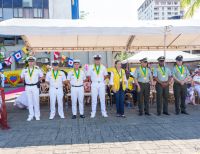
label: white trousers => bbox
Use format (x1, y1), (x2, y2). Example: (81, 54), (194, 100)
(49, 87), (64, 117)
(194, 85), (200, 97)
(25, 86), (40, 118)
(71, 86), (84, 115)
(91, 82), (107, 115)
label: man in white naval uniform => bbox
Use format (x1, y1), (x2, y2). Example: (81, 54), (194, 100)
(21, 56), (43, 121)
(67, 59), (86, 119)
(87, 55), (108, 118)
(46, 61), (66, 119)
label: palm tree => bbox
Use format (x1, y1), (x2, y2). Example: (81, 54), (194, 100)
(181, 0), (200, 18)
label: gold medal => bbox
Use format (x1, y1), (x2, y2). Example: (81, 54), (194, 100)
(181, 74), (184, 77)
(144, 77), (147, 80)
(163, 75), (166, 77)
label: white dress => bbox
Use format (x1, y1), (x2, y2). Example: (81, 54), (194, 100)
(14, 91), (28, 109)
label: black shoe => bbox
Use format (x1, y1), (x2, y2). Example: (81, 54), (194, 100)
(145, 112), (151, 116)
(72, 115), (76, 119)
(80, 115), (85, 118)
(163, 112), (170, 115)
(121, 114), (126, 118)
(138, 112), (143, 116)
(157, 113), (161, 116)
(181, 111), (189, 115)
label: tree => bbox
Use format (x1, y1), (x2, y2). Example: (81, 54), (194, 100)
(181, 0), (200, 18)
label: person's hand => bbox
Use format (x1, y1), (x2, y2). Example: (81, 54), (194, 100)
(180, 80), (185, 85)
(137, 84), (141, 92)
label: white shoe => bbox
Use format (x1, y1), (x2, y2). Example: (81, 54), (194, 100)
(49, 115), (54, 120)
(27, 117), (33, 121)
(102, 113), (108, 118)
(35, 117), (40, 121)
(90, 113), (95, 118)
(60, 116), (65, 119)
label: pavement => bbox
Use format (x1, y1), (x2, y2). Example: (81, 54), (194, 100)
(0, 101), (200, 154)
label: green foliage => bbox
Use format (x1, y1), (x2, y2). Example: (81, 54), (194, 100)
(181, 0), (200, 18)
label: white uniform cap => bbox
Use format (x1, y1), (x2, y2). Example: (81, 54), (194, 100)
(51, 60), (59, 64)
(26, 56), (36, 61)
(93, 54), (102, 59)
(74, 59), (80, 63)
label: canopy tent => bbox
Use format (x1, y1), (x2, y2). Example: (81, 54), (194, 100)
(122, 51), (200, 63)
(0, 19), (200, 52)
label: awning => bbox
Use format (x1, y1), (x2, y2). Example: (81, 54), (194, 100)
(122, 51), (200, 63)
(0, 19), (200, 52)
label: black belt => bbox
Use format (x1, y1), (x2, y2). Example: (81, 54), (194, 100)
(25, 83), (38, 86)
(71, 85), (83, 87)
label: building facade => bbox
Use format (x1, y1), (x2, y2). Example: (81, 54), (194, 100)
(138, 0), (183, 20)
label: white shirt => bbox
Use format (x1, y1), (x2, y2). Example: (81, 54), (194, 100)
(0, 73), (5, 88)
(193, 75), (200, 86)
(21, 66), (43, 84)
(46, 70), (66, 88)
(87, 64), (108, 82)
(67, 69), (86, 86)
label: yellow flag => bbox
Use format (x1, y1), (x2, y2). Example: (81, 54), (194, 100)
(22, 46), (28, 54)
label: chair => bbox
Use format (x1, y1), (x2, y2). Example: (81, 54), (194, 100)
(39, 82), (50, 106)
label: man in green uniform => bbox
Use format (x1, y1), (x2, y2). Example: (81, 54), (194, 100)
(154, 56), (172, 116)
(133, 58), (154, 116)
(173, 55), (190, 115)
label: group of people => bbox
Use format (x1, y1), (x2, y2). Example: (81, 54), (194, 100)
(20, 54), (200, 121)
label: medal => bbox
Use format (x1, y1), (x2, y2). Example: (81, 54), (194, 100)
(158, 65), (166, 77)
(176, 65), (185, 77)
(52, 70), (59, 86)
(94, 65), (101, 76)
(74, 69), (80, 82)
(140, 66), (148, 79)
(28, 67), (34, 82)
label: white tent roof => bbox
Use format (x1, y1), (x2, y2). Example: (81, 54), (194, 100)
(0, 19), (200, 52)
(122, 51), (200, 63)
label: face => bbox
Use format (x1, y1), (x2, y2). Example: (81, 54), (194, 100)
(28, 61), (35, 67)
(52, 65), (58, 70)
(74, 62), (80, 69)
(176, 60), (182, 66)
(141, 61), (147, 67)
(116, 61), (121, 69)
(159, 60), (165, 66)
(94, 58), (101, 65)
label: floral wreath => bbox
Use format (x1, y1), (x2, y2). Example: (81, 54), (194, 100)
(6, 73), (21, 87)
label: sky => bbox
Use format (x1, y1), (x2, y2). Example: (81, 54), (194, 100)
(79, 0), (200, 20)
(79, 0), (145, 20)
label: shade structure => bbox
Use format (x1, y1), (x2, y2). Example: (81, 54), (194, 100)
(0, 19), (200, 52)
(122, 51), (200, 64)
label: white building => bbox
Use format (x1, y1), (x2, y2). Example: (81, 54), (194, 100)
(138, 0), (183, 20)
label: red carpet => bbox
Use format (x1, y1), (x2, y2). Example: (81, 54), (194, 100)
(5, 87), (25, 95)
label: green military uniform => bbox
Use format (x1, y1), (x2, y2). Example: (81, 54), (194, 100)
(154, 56), (171, 115)
(133, 58), (152, 115)
(172, 55), (190, 114)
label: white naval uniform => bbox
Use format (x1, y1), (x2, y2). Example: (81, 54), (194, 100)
(87, 64), (108, 116)
(46, 70), (66, 118)
(67, 69), (86, 115)
(193, 75), (200, 96)
(21, 66), (43, 119)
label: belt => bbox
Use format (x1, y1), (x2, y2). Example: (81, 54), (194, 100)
(25, 83), (38, 86)
(92, 81), (102, 83)
(71, 85), (83, 87)
(138, 82), (149, 84)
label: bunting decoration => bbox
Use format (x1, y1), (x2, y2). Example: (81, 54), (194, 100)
(22, 46), (29, 54)
(54, 52), (60, 60)
(4, 56), (12, 66)
(67, 58), (74, 67)
(13, 50), (22, 62)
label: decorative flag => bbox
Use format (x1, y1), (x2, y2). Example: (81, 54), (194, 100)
(54, 52), (60, 60)
(61, 55), (66, 63)
(22, 46), (29, 54)
(13, 50), (22, 62)
(4, 56), (12, 66)
(67, 58), (74, 67)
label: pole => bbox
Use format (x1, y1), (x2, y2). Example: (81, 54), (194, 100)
(164, 26), (167, 58)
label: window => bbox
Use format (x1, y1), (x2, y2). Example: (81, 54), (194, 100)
(154, 17), (158, 20)
(168, 12), (171, 15)
(23, 0), (32, 7)
(0, 8), (2, 18)
(13, 0), (23, 8)
(33, 8), (43, 18)
(174, 7), (178, 11)
(154, 7), (159, 10)
(0, 0), (2, 7)
(175, 12), (178, 15)
(174, 2), (178, 5)
(154, 12), (159, 15)
(33, 0), (42, 8)
(3, 0), (12, 8)
(167, 2), (171, 5)
(162, 12), (164, 15)
(14, 8), (23, 18)
(167, 7), (171, 10)
(23, 8), (33, 18)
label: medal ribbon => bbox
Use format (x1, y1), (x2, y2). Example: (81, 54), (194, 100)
(140, 66), (147, 77)
(28, 67), (34, 79)
(52, 70), (59, 80)
(94, 64), (101, 75)
(116, 68), (122, 79)
(176, 65), (184, 76)
(74, 69), (80, 79)
(158, 65), (166, 76)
